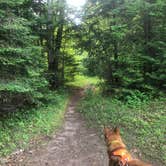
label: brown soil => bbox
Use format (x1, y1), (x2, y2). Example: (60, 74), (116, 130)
(4, 88), (108, 166)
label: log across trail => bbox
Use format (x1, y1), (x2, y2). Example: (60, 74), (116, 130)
(6, 88), (108, 166)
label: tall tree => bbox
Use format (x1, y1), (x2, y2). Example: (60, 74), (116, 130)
(0, 0), (47, 112)
(78, 0), (166, 94)
(46, 0), (66, 88)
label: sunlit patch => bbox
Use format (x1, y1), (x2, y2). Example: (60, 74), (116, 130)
(66, 0), (86, 24)
(66, 0), (86, 9)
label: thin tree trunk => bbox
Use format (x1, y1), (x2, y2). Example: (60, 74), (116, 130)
(112, 0), (119, 84)
(53, 1), (65, 87)
(143, 1), (153, 81)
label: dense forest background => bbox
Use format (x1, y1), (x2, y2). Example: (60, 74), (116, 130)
(0, 0), (79, 112)
(0, 0), (166, 111)
(0, 0), (165, 165)
(82, 0), (166, 95)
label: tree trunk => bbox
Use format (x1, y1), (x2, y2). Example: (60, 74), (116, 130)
(46, 0), (65, 88)
(112, 0), (119, 84)
(143, 1), (153, 81)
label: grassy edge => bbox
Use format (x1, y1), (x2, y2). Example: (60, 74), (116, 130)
(78, 89), (166, 166)
(0, 92), (69, 158)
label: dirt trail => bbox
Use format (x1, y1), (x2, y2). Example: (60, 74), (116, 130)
(5, 88), (108, 166)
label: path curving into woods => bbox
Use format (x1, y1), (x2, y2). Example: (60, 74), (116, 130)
(5, 88), (108, 166)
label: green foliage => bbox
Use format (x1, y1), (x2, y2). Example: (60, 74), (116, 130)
(0, 0), (48, 111)
(78, 89), (166, 165)
(79, 0), (166, 94)
(60, 39), (80, 83)
(66, 75), (99, 88)
(0, 90), (68, 156)
(124, 90), (150, 108)
(82, 56), (97, 76)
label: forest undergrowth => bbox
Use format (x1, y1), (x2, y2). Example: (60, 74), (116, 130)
(0, 75), (98, 158)
(0, 90), (68, 157)
(78, 88), (166, 165)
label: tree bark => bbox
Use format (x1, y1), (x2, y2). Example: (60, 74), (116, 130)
(47, 0), (65, 88)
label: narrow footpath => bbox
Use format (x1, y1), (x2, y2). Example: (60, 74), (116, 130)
(5, 88), (108, 166)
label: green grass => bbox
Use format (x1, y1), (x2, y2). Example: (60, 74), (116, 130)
(78, 89), (166, 165)
(66, 74), (100, 87)
(0, 90), (68, 157)
(0, 74), (98, 158)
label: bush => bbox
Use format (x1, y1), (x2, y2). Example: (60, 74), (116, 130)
(124, 90), (150, 108)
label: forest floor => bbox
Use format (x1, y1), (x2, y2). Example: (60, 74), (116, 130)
(4, 87), (108, 166)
